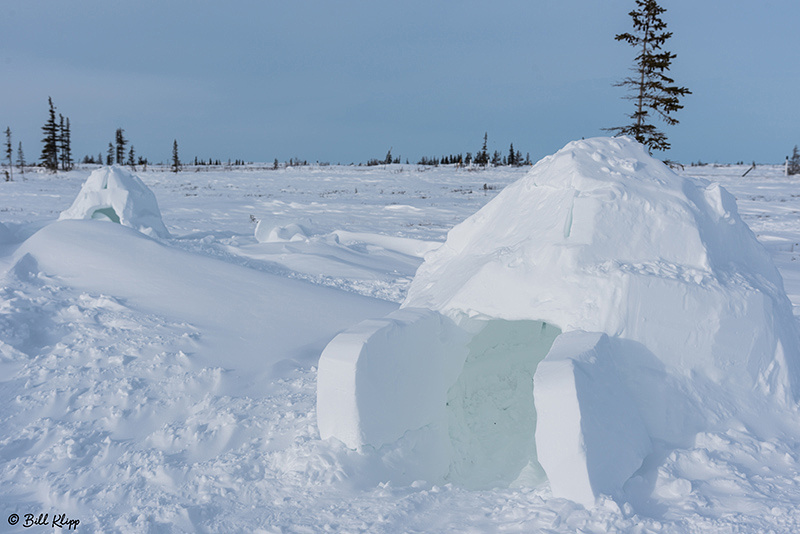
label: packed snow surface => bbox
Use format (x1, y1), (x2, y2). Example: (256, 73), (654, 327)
(3, 154), (800, 532)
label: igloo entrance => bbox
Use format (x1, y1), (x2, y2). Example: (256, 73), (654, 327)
(91, 206), (121, 223)
(316, 309), (562, 488)
(445, 319), (560, 488)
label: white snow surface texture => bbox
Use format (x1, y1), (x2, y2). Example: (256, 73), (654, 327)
(58, 165), (170, 238)
(318, 137), (800, 506)
(5, 148), (800, 532)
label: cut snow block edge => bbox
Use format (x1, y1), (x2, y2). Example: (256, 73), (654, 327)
(533, 331), (652, 508)
(317, 308), (469, 451)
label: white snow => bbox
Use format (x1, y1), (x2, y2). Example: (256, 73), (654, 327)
(3, 155), (800, 532)
(58, 165), (171, 238)
(318, 137), (800, 506)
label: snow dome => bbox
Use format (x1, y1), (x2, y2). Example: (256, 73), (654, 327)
(317, 137), (800, 506)
(59, 166), (170, 238)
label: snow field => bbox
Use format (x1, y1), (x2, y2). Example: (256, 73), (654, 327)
(2, 156), (800, 531)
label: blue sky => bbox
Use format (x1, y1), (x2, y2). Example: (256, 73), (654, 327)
(1, 1), (798, 165)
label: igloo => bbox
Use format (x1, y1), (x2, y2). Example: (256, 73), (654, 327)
(59, 166), (170, 238)
(317, 137), (800, 506)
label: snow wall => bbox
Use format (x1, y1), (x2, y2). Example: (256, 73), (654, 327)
(59, 165), (170, 238)
(317, 137), (800, 506)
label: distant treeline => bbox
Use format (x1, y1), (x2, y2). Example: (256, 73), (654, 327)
(2, 100), (534, 179)
(367, 135), (532, 168)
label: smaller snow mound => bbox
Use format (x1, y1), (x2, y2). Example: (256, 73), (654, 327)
(254, 221), (311, 243)
(332, 230), (440, 258)
(58, 166), (170, 238)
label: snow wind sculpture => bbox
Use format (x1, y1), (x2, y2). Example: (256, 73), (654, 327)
(59, 165), (170, 238)
(316, 137), (800, 507)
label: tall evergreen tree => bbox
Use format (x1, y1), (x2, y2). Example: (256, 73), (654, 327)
(171, 139), (181, 173)
(58, 115), (73, 171)
(64, 117), (72, 170)
(789, 146), (800, 176)
(4, 127), (12, 182)
(608, 0), (691, 152)
(127, 145), (136, 170)
(40, 97), (59, 172)
(476, 132), (489, 166)
(115, 128), (127, 164)
(58, 115), (65, 170)
(17, 142), (26, 176)
(508, 143), (516, 166)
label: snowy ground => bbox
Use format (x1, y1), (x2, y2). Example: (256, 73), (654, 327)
(2, 162), (800, 532)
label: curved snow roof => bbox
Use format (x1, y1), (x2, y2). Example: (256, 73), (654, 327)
(404, 136), (800, 399)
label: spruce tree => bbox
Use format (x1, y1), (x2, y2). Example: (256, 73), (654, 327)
(508, 143), (516, 166)
(63, 117), (72, 170)
(107, 143), (114, 165)
(4, 127), (12, 182)
(476, 133), (489, 166)
(58, 115), (65, 170)
(58, 115), (73, 171)
(17, 142), (25, 176)
(171, 139), (181, 173)
(789, 146), (800, 176)
(127, 145), (136, 170)
(608, 0), (691, 152)
(40, 97), (59, 172)
(115, 128), (127, 164)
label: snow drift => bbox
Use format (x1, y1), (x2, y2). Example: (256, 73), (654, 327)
(255, 220), (313, 243)
(317, 137), (800, 506)
(58, 165), (170, 238)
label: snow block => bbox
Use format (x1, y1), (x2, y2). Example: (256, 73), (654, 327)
(59, 165), (170, 238)
(317, 308), (469, 451)
(533, 331), (651, 507)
